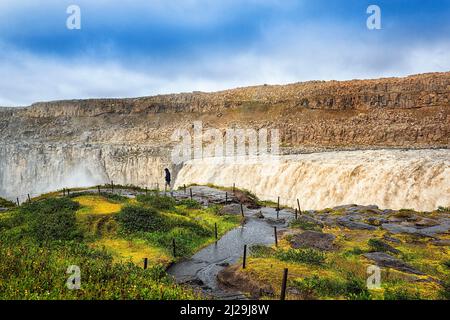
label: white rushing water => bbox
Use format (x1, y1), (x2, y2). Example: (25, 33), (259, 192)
(174, 149), (450, 212)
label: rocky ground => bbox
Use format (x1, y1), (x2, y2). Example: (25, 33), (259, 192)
(217, 202), (450, 300)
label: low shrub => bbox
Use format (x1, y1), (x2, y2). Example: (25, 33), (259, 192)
(0, 197), (16, 208)
(443, 259), (450, 269)
(136, 194), (176, 210)
(177, 199), (202, 209)
(275, 248), (326, 266)
(383, 287), (421, 300)
(19, 198), (82, 243)
(292, 273), (371, 300)
(249, 244), (275, 258)
(116, 206), (169, 233)
(289, 219), (322, 232)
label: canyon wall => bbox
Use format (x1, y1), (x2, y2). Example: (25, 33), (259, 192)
(0, 72), (449, 206)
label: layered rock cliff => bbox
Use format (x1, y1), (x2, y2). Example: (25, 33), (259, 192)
(0, 72), (449, 204)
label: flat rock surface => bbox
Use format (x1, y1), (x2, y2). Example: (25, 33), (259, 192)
(288, 230), (336, 251)
(363, 252), (424, 275)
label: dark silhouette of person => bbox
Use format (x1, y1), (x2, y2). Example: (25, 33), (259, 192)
(164, 168), (171, 190)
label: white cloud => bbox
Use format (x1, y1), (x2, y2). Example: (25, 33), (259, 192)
(0, 22), (449, 106)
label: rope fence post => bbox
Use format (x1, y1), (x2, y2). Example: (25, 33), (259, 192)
(143, 258), (148, 270)
(280, 268), (288, 301)
(274, 226), (278, 247)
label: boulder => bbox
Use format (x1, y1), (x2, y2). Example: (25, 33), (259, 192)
(363, 252), (424, 275)
(337, 216), (377, 230)
(289, 230), (336, 251)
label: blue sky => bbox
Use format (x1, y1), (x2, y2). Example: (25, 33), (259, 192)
(0, 0), (449, 106)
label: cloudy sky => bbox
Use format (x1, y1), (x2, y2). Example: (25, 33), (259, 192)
(0, 0), (449, 106)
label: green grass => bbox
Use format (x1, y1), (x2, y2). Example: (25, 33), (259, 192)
(274, 248), (326, 266)
(291, 274), (371, 300)
(0, 190), (241, 300)
(289, 219), (323, 232)
(0, 197), (16, 208)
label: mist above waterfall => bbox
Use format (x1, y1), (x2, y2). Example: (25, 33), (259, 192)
(174, 149), (450, 212)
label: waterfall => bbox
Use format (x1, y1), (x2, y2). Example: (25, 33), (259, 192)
(174, 149), (450, 212)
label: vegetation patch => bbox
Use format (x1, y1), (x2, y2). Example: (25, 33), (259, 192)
(275, 248), (326, 266)
(74, 195), (123, 215)
(0, 197), (16, 208)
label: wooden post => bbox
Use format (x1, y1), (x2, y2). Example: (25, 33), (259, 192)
(16, 198), (20, 207)
(63, 188), (65, 196)
(190, 188), (193, 200)
(98, 186), (101, 194)
(295, 208), (298, 220)
(172, 239), (176, 257)
(225, 192), (228, 204)
(276, 196), (280, 219)
(280, 268), (288, 301)
(233, 183), (235, 194)
(67, 189), (70, 196)
(214, 223), (218, 241)
(111, 181), (114, 193)
(27, 194), (31, 202)
(242, 245), (247, 269)
(143, 258), (148, 270)
(240, 203), (244, 217)
(274, 226), (278, 247)
(184, 184), (187, 194)
(297, 199), (301, 214)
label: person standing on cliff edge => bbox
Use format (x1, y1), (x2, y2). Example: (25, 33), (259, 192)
(164, 168), (171, 192)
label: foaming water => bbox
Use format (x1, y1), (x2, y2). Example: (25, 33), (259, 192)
(174, 149), (450, 212)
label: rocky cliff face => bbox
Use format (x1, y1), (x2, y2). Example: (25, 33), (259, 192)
(0, 72), (449, 201)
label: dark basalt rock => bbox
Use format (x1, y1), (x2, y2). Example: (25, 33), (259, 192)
(363, 252), (424, 275)
(289, 230), (336, 251)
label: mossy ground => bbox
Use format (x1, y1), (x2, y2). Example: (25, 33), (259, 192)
(0, 188), (241, 300)
(235, 220), (449, 300)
